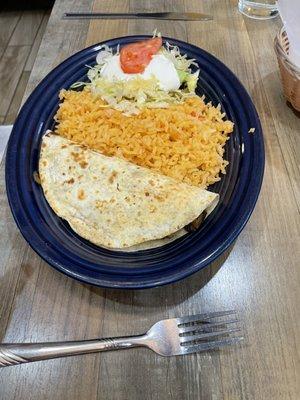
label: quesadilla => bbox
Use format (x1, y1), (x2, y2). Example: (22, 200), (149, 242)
(39, 133), (218, 249)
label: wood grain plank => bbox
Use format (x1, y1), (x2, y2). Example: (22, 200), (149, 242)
(0, 45), (31, 119)
(186, 1), (300, 399)
(0, 0), (93, 339)
(9, 10), (44, 46)
(4, 71), (30, 124)
(0, 167), (33, 343)
(0, 11), (20, 48)
(85, 0), (129, 47)
(24, 11), (50, 72)
(0, 46), (5, 60)
(22, 0), (94, 105)
(244, 17), (300, 211)
(0, 0), (94, 340)
(127, 0), (186, 40)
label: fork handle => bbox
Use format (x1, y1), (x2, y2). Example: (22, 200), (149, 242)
(0, 335), (147, 367)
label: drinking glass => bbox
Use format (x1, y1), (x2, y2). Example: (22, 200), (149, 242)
(238, 0), (278, 19)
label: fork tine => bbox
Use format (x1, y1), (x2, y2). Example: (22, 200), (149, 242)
(178, 319), (239, 334)
(180, 327), (241, 344)
(181, 336), (244, 354)
(177, 310), (237, 326)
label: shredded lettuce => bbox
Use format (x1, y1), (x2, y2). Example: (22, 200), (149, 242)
(161, 42), (198, 73)
(70, 36), (200, 115)
(186, 70), (199, 92)
(177, 70), (189, 84)
(85, 75), (194, 115)
(160, 42), (199, 91)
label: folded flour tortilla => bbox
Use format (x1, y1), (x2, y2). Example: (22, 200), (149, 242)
(39, 133), (218, 249)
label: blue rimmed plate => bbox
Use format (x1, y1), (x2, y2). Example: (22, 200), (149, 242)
(5, 35), (264, 289)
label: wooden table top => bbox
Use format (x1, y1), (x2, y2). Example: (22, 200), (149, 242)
(0, 1), (299, 399)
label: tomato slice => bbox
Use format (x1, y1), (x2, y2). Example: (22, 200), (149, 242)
(120, 37), (162, 74)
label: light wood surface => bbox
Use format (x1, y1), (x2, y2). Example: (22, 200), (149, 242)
(0, 8), (50, 123)
(0, 1), (299, 399)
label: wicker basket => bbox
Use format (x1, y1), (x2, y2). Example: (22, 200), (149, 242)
(274, 27), (300, 112)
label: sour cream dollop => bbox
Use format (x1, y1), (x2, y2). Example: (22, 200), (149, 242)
(99, 53), (180, 91)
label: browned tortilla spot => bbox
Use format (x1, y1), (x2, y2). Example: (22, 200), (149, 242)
(154, 194), (165, 202)
(95, 200), (108, 209)
(80, 161), (88, 168)
(149, 205), (157, 213)
(70, 150), (88, 168)
(108, 170), (117, 184)
(33, 171), (41, 184)
(77, 189), (85, 200)
(71, 151), (79, 161)
(66, 178), (74, 184)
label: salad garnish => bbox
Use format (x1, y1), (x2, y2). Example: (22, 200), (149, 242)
(71, 32), (200, 115)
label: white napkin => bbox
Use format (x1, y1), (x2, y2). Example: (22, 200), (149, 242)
(0, 125), (13, 163)
(278, 0), (300, 67)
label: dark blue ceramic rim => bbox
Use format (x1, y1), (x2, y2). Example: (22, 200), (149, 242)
(5, 35), (264, 289)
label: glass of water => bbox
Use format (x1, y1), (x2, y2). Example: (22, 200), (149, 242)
(238, 0), (278, 19)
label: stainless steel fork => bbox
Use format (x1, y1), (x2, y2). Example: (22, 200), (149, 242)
(0, 311), (243, 367)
